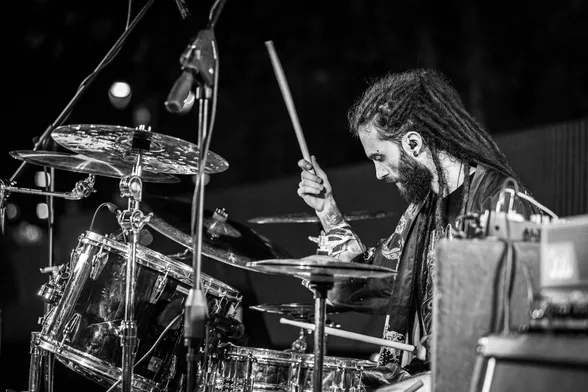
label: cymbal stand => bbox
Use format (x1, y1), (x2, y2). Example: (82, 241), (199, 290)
(308, 278), (334, 392)
(2, 0), (156, 371)
(116, 151), (152, 392)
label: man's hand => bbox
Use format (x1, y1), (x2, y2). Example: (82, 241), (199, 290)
(297, 156), (343, 230)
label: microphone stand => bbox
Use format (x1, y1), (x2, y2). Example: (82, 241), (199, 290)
(0, 0), (156, 388)
(184, 31), (219, 392)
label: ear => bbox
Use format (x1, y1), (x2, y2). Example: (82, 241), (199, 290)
(401, 131), (423, 157)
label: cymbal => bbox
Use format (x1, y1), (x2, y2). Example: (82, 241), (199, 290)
(141, 202), (291, 271)
(248, 210), (396, 224)
(250, 302), (346, 318)
(51, 124), (229, 175)
(246, 256), (397, 282)
(10, 150), (179, 184)
(251, 303), (342, 327)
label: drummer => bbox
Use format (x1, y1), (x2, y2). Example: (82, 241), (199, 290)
(296, 68), (539, 387)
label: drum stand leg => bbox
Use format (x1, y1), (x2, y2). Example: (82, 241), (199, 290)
(117, 152), (151, 392)
(309, 279), (334, 392)
(28, 332), (55, 392)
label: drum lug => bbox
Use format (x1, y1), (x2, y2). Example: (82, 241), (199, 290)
(245, 352), (256, 392)
(350, 365), (366, 392)
(149, 270), (169, 304)
(90, 244), (109, 280)
(58, 313), (81, 351)
(164, 354), (177, 381)
(289, 357), (303, 392)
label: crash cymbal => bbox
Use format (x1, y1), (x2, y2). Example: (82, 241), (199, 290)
(10, 150), (179, 183)
(51, 124), (229, 175)
(141, 202), (291, 271)
(247, 210), (396, 224)
(246, 255), (397, 282)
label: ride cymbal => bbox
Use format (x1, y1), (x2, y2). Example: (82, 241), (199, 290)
(248, 210), (396, 224)
(51, 124), (229, 175)
(10, 150), (180, 183)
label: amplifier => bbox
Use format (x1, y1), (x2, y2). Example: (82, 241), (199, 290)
(469, 332), (588, 392)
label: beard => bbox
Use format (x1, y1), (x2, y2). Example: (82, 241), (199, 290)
(390, 149), (433, 204)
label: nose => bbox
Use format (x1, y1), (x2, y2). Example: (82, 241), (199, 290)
(374, 162), (388, 180)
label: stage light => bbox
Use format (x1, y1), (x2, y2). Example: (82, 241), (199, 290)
(6, 203), (20, 221)
(36, 203), (49, 220)
(191, 173), (211, 186)
(108, 81), (132, 109)
(133, 106), (151, 126)
(34, 171), (51, 187)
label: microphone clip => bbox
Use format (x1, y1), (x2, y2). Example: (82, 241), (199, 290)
(179, 29), (217, 88)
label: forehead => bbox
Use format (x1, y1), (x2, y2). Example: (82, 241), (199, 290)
(358, 124), (401, 156)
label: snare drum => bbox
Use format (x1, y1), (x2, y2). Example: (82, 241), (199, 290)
(207, 344), (377, 392)
(38, 230), (242, 392)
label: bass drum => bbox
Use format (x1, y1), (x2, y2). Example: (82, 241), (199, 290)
(38, 231), (243, 392)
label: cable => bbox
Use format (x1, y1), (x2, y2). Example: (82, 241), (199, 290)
(89, 202), (111, 232)
(125, 0), (132, 30)
(105, 314), (182, 392)
(516, 192), (558, 219)
(497, 177), (518, 333)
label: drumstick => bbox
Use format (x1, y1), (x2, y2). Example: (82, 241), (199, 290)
(280, 317), (416, 353)
(265, 40), (313, 168)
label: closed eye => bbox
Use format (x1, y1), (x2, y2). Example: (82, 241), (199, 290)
(368, 153), (384, 162)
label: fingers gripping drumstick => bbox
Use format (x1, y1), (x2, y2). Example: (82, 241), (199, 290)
(265, 40), (315, 173)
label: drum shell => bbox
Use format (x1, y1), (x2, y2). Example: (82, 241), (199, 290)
(38, 231), (242, 392)
(208, 343), (377, 392)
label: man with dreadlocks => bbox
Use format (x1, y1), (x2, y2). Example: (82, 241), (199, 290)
(296, 69), (539, 389)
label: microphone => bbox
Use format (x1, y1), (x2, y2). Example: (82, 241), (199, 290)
(209, 314), (245, 339)
(105, 202), (121, 216)
(164, 29), (216, 113)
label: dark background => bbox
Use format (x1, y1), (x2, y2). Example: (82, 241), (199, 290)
(2, 0), (588, 390)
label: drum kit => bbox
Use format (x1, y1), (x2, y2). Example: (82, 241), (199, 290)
(1, 2), (400, 391)
(0, 124), (402, 392)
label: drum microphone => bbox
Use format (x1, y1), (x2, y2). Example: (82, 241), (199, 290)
(209, 314), (245, 339)
(164, 0), (228, 113)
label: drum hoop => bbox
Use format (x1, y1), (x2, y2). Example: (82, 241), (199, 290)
(223, 344), (298, 362)
(222, 344), (377, 368)
(37, 336), (159, 392)
(81, 231), (242, 300)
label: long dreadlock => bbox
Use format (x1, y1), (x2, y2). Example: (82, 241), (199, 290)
(347, 68), (519, 235)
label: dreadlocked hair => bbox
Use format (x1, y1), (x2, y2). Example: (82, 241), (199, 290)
(348, 68), (518, 233)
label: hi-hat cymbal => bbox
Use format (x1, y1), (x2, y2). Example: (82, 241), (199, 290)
(250, 303), (342, 327)
(248, 210), (396, 224)
(51, 124), (229, 175)
(246, 255), (397, 282)
(250, 302), (346, 318)
(10, 150), (180, 183)
(141, 201), (291, 271)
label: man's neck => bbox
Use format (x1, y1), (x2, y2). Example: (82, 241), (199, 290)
(430, 152), (475, 196)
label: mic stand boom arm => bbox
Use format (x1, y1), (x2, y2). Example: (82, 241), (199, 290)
(9, 0), (157, 184)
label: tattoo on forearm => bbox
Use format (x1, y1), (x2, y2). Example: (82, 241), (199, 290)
(324, 211), (344, 228)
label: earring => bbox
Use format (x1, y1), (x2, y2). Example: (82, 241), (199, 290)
(413, 150), (419, 157)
